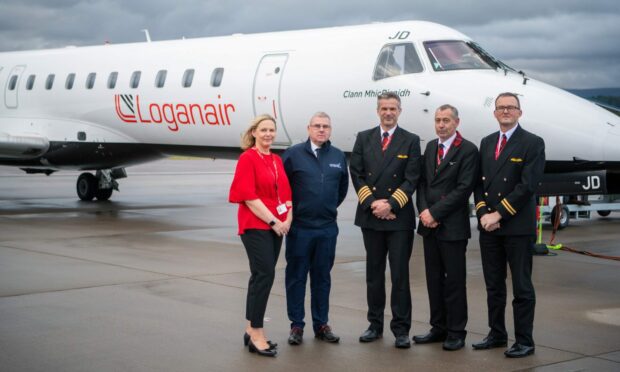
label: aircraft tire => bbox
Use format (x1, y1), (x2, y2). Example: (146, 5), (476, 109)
(597, 210), (611, 217)
(77, 173), (97, 201)
(95, 187), (113, 201)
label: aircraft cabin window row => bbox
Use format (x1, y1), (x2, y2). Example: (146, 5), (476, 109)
(8, 68), (223, 91)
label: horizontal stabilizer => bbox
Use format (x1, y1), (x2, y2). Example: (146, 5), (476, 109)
(0, 132), (49, 158)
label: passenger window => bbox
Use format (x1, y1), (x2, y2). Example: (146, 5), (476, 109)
(8, 75), (18, 90)
(107, 72), (118, 89)
(86, 73), (96, 89)
(130, 71), (141, 88)
(373, 43), (423, 81)
(26, 75), (35, 90)
(65, 73), (76, 89)
(211, 68), (224, 87)
(46, 74), (55, 90)
(155, 70), (167, 88)
(182, 68), (194, 88)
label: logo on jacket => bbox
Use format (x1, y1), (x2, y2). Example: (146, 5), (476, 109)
(329, 163), (342, 169)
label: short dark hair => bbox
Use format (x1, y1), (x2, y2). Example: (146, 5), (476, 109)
(377, 91), (401, 109)
(437, 104), (459, 119)
(495, 92), (521, 109)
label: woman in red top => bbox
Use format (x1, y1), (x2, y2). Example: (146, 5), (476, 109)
(229, 114), (292, 357)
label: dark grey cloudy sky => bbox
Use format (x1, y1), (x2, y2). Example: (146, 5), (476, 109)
(0, 0), (618, 89)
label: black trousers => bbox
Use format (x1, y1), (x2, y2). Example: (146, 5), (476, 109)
(362, 228), (414, 336)
(479, 233), (536, 346)
(240, 229), (283, 328)
(422, 236), (468, 339)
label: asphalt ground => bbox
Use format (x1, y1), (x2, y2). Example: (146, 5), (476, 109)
(1, 158), (619, 372)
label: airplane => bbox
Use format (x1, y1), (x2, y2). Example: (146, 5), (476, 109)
(1, 20), (619, 201)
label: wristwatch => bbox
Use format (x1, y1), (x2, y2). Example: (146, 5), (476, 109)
(269, 220), (276, 226)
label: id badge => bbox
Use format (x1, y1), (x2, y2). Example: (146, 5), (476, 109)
(276, 203), (288, 215)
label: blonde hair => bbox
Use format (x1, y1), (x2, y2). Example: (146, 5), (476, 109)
(241, 114), (277, 150)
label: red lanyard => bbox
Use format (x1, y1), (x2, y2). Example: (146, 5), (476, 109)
(254, 147), (281, 204)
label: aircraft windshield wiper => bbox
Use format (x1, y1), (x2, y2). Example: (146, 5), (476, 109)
(467, 41), (516, 75)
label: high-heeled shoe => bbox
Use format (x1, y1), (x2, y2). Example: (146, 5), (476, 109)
(244, 333), (277, 349)
(248, 339), (277, 357)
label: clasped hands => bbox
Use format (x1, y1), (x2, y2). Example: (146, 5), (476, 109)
(419, 209), (439, 228)
(371, 199), (396, 220)
(270, 219), (291, 236)
(480, 211), (501, 232)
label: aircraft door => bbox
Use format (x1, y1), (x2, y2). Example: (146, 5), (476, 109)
(253, 54), (291, 145)
(4, 65), (26, 108)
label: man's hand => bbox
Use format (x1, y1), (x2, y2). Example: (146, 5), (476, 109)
(419, 209), (439, 228)
(371, 199), (392, 219)
(480, 212), (502, 231)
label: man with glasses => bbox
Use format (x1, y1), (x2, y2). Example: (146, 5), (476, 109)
(350, 92), (421, 349)
(282, 112), (348, 345)
(472, 92), (545, 358)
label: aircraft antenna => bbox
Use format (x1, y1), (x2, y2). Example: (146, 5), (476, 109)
(141, 29), (152, 42)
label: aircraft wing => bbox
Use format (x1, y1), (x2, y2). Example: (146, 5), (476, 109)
(0, 131), (50, 159)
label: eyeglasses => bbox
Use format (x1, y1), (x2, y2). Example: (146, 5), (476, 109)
(495, 106), (520, 112)
(310, 124), (331, 130)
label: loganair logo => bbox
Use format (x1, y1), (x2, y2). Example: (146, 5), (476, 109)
(114, 94), (236, 132)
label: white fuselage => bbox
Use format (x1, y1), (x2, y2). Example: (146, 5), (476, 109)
(1, 20), (619, 170)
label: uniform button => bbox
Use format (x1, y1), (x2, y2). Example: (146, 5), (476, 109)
(393, 174), (397, 178)
(368, 172), (372, 176)
(487, 208), (491, 211)
(482, 176), (486, 180)
(484, 192), (488, 196)
(372, 187), (376, 191)
(498, 193), (501, 196)
(388, 188), (392, 192)
(503, 178), (507, 182)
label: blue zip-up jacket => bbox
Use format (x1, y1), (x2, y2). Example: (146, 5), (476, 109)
(282, 139), (349, 229)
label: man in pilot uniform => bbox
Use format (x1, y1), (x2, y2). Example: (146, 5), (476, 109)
(350, 91), (421, 349)
(413, 104), (479, 351)
(472, 92), (545, 358)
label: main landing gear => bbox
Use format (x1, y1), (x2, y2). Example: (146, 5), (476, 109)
(76, 168), (126, 201)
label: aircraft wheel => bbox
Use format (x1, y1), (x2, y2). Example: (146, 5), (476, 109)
(550, 205), (570, 229)
(77, 173), (97, 201)
(597, 210), (611, 217)
(95, 187), (113, 201)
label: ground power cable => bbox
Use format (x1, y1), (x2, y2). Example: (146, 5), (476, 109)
(541, 196), (620, 261)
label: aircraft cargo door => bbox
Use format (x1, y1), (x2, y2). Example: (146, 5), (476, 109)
(4, 65), (25, 108)
(253, 54), (291, 145)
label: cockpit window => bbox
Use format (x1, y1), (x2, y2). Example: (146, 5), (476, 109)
(424, 40), (495, 71)
(373, 43), (423, 81)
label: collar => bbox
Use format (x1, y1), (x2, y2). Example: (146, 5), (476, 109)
(380, 125), (397, 138)
(438, 132), (457, 150)
(500, 123), (519, 141)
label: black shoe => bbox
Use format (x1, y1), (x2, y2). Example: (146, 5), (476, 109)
(504, 343), (535, 358)
(288, 327), (303, 345)
(395, 335), (411, 349)
(248, 339), (277, 357)
(244, 333), (277, 349)
(472, 336), (508, 350)
(442, 336), (465, 351)
(315, 325), (340, 343)
(412, 331), (447, 344)
(359, 329), (382, 343)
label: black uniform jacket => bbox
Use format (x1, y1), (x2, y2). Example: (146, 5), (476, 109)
(474, 125), (545, 236)
(417, 132), (479, 241)
(350, 125), (421, 231)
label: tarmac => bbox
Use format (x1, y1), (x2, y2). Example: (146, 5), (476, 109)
(0, 158), (619, 372)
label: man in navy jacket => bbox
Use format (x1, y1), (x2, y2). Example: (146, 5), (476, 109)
(282, 112), (349, 345)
